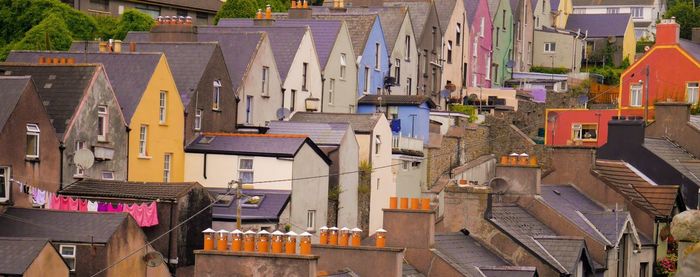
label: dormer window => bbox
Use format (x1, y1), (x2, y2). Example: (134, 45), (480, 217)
(26, 124), (40, 159)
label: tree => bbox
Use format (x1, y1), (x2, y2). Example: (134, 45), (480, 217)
(214, 0), (258, 23)
(94, 15), (120, 40)
(113, 9), (154, 40)
(665, 1), (700, 40)
(1, 14), (73, 60)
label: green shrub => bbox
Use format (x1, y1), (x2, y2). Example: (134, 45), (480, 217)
(585, 66), (625, 85)
(448, 104), (478, 122)
(2, 14), (73, 60)
(530, 66), (570, 74)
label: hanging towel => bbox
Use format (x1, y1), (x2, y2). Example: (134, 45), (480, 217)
(49, 193), (61, 210)
(32, 188), (47, 206)
(390, 119), (401, 133)
(68, 197), (80, 211)
(125, 203), (146, 226)
(107, 203), (124, 213)
(87, 201), (98, 212)
(142, 202), (159, 227)
(60, 196), (71, 211)
(97, 202), (110, 212)
(78, 199), (88, 212)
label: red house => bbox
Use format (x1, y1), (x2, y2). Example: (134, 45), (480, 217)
(545, 109), (619, 147)
(619, 18), (700, 119)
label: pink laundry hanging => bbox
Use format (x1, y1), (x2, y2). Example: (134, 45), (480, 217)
(59, 196), (71, 211)
(49, 193), (61, 210)
(78, 199), (88, 212)
(142, 201), (159, 227)
(68, 197), (80, 211)
(124, 203), (144, 226)
(107, 203), (124, 213)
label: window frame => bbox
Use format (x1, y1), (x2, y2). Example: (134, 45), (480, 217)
(238, 158), (254, 183)
(447, 41), (453, 63)
(405, 35), (411, 60)
(302, 62), (309, 91)
(406, 77), (412, 95)
(686, 82), (699, 105)
(290, 90), (297, 112)
(59, 245), (77, 272)
(544, 42), (556, 53)
(306, 210), (316, 231)
(75, 141), (86, 177)
(630, 84), (643, 107)
(163, 153), (172, 182)
(375, 135), (381, 155)
(194, 109), (202, 131)
(607, 7), (620, 14)
(262, 66), (270, 96)
(340, 53), (347, 79)
(375, 43), (381, 70)
(480, 17), (485, 38)
(246, 95), (254, 124)
(97, 106), (108, 142)
(101, 171), (115, 180)
(394, 59), (401, 84)
(158, 91), (167, 124)
(364, 66), (371, 94)
(212, 80), (222, 111)
(0, 167), (9, 202)
(138, 125), (148, 157)
(456, 23), (462, 46)
(572, 123), (599, 141)
(631, 7), (643, 18)
(26, 123), (40, 159)
(328, 78), (335, 104)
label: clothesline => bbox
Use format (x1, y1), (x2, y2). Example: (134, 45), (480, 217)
(48, 193), (159, 228)
(10, 178), (48, 207)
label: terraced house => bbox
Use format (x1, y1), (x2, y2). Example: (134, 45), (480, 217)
(488, 0), (514, 87)
(66, 0), (222, 25)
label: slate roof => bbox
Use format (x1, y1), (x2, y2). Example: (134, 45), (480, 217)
(510, 0), (521, 19)
(0, 63), (98, 135)
(208, 188), (291, 221)
(580, 211), (630, 244)
(185, 132), (332, 164)
(434, 233), (510, 271)
(593, 159), (679, 217)
(487, 0), (500, 18)
(534, 236), (587, 274)
(0, 237), (57, 275)
(70, 41), (219, 107)
(0, 208), (128, 243)
(358, 94), (437, 107)
(218, 19), (342, 70)
(141, 0), (222, 12)
(565, 13), (631, 38)
(6, 51), (162, 124)
(197, 26), (307, 82)
(551, 0), (561, 10)
(267, 121), (350, 145)
(194, 32), (265, 92)
(465, 0), (481, 23)
(644, 138), (700, 187)
(290, 112), (383, 134)
(385, 2), (432, 40)
(435, 0), (458, 34)
(539, 185), (609, 244)
(479, 266), (538, 277)
(60, 179), (202, 201)
(679, 39), (700, 63)
(0, 76), (32, 132)
(572, 0), (655, 6)
(402, 262), (425, 277)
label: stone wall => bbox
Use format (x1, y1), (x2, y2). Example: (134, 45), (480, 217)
(426, 124), (490, 189)
(485, 115), (549, 171)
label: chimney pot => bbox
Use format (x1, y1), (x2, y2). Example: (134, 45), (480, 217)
(59, 58), (67, 64)
(303, 0), (308, 8)
(38, 56), (46, 64)
(129, 42), (136, 52)
(266, 4), (272, 19)
(186, 16), (193, 24)
(52, 57), (59, 64)
(113, 40), (122, 53)
(256, 9), (263, 19)
(291, 0), (297, 9)
(67, 57), (75, 64)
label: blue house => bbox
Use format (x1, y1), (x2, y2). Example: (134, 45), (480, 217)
(357, 95), (436, 145)
(313, 14), (389, 97)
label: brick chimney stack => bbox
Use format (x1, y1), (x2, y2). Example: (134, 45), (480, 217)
(656, 17), (680, 46)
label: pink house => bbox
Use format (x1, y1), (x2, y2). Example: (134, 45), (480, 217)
(464, 0), (493, 88)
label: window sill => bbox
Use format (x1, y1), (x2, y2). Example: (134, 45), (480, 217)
(73, 175), (85, 179)
(261, 95), (270, 98)
(159, 123), (168, 127)
(138, 155), (152, 160)
(25, 157), (40, 163)
(96, 139), (109, 144)
(212, 108), (222, 113)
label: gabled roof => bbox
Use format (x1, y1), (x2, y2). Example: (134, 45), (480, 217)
(579, 210), (634, 245)
(267, 121), (351, 145)
(358, 94), (437, 107)
(565, 13), (631, 38)
(194, 32), (265, 93)
(593, 159), (679, 217)
(0, 237), (60, 275)
(60, 179), (204, 201)
(551, 0), (561, 10)
(539, 185), (609, 244)
(0, 76), (32, 132)
(0, 208), (128, 244)
(679, 39), (700, 64)
(434, 232), (510, 270)
(185, 132), (332, 164)
(6, 51), (162, 124)
(644, 138), (700, 187)
(534, 236), (591, 274)
(208, 188), (291, 221)
(572, 0), (655, 6)
(140, 0), (222, 12)
(70, 41), (220, 107)
(464, 0), (481, 23)
(219, 19), (342, 69)
(0, 63), (98, 135)
(435, 0), (458, 34)
(290, 112), (383, 134)
(488, 0), (501, 18)
(384, 2), (432, 40)
(197, 26), (307, 82)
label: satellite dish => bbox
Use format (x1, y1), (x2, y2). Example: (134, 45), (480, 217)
(276, 107), (291, 120)
(74, 148), (95, 170)
(440, 89), (450, 98)
(143, 251), (164, 267)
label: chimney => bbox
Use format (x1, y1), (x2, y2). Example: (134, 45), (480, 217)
(113, 40), (122, 53)
(382, 208), (435, 251)
(98, 41), (109, 52)
(150, 15), (196, 42)
(129, 42), (136, 52)
(330, 0), (347, 12)
(254, 5), (276, 26)
(493, 153), (542, 196)
(656, 17), (680, 46)
(289, 0), (313, 19)
(441, 185), (492, 233)
(597, 117), (645, 159)
(692, 27), (700, 44)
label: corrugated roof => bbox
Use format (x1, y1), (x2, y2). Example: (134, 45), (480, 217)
(290, 112), (382, 133)
(0, 63), (97, 135)
(0, 76), (31, 132)
(0, 237), (56, 275)
(358, 94), (437, 107)
(209, 188), (290, 221)
(384, 2), (432, 40)
(539, 185), (609, 244)
(6, 51), (162, 124)
(0, 208), (128, 243)
(267, 121), (350, 145)
(218, 19), (342, 70)
(644, 138), (700, 187)
(572, 0), (654, 6)
(565, 13), (631, 38)
(60, 179), (202, 201)
(197, 26), (306, 82)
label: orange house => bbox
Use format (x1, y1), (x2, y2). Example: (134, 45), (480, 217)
(545, 109), (619, 147)
(619, 18), (700, 120)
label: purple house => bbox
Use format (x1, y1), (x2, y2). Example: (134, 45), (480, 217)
(464, 0), (492, 88)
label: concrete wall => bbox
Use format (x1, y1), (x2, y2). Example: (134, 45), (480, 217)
(239, 35), (283, 126)
(106, 217), (170, 277)
(369, 116), (394, 234)
(532, 30), (584, 72)
(357, 19), (390, 96)
(184, 153), (293, 190)
(313, 245), (404, 277)
(452, 155), (496, 186)
(337, 129), (360, 227)
(322, 22), (358, 113)
(292, 144), (330, 236)
(282, 30), (324, 114)
(646, 102), (700, 157)
(194, 251), (318, 277)
(388, 12), (419, 95)
(24, 243), (70, 277)
(393, 156), (425, 198)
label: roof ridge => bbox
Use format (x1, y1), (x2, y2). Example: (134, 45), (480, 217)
(201, 132), (307, 139)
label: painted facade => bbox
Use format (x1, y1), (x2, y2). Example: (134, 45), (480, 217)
(532, 28), (584, 72)
(237, 34), (285, 126)
(438, 0), (469, 102)
(532, 0), (553, 29)
(387, 10), (420, 97)
(490, 0), (515, 87)
(366, 116), (393, 235)
(321, 21), (360, 113)
(572, 0), (667, 39)
(512, 0), (535, 73)
(552, 0), (573, 29)
(466, 0), (494, 88)
(544, 108), (619, 147)
(358, 16), (391, 96)
(357, 98), (435, 144)
(280, 28), (324, 114)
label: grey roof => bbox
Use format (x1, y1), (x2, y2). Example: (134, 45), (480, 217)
(267, 121), (350, 145)
(465, 0), (481, 23)
(479, 267), (538, 277)
(644, 138), (700, 186)
(6, 51), (162, 124)
(290, 112), (382, 134)
(0, 208), (128, 244)
(572, 0), (655, 6)
(60, 179), (203, 201)
(0, 76), (32, 132)
(194, 32), (265, 92)
(358, 94), (437, 107)
(551, 0), (561, 10)
(402, 262), (425, 277)
(434, 232), (510, 270)
(0, 237), (57, 275)
(197, 26), (307, 82)
(565, 13), (631, 38)
(679, 39), (700, 64)
(435, 0), (458, 34)
(209, 188), (291, 221)
(488, 0), (501, 18)
(70, 41), (219, 107)
(534, 236), (587, 274)
(580, 211), (630, 244)
(510, 0), (521, 18)
(385, 2), (432, 40)
(274, 14), (378, 57)
(0, 63), (98, 135)
(218, 19), (342, 70)
(539, 185), (609, 244)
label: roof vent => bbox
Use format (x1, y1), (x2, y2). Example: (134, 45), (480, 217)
(199, 136), (215, 144)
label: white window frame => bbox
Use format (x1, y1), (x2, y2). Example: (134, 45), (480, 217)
(246, 95), (254, 124)
(328, 78), (335, 104)
(101, 171), (114, 180)
(375, 43), (381, 70)
(0, 167), (9, 202)
(75, 141), (86, 176)
(238, 158), (254, 183)
(447, 41), (453, 63)
(213, 80), (221, 110)
(375, 135), (381, 155)
(630, 84), (643, 107)
(139, 125), (148, 157)
(405, 35), (411, 60)
(631, 7), (643, 18)
(306, 210), (316, 231)
(302, 62), (308, 91)
(480, 17), (485, 37)
(485, 54), (491, 80)
(262, 66), (270, 96)
(26, 124), (40, 159)
(544, 42), (556, 53)
(687, 82), (699, 105)
(364, 66), (371, 94)
(194, 109), (202, 131)
(340, 53), (347, 79)
(97, 106), (108, 142)
(163, 153), (172, 182)
(406, 77), (412, 95)
(59, 245), (76, 272)
(394, 59), (401, 84)
(572, 123), (598, 141)
(607, 8), (619, 14)
(159, 91), (167, 124)
(456, 23), (462, 46)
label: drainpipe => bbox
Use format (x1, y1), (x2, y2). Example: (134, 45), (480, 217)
(320, 74), (326, 112)
(125, 126), (131, 180)
(167, 202), (175, 271)
(59, 142), (65, 190)
(203, 153), (207, 179)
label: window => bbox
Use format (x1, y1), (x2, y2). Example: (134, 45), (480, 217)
(290, 90), (297, 111)
(447, 41), (453, 63)
(375, 135), (381, 154)
(101, 171), (114, 180)
(302, 62), (308, 91)
(212, 80), (221, 110)
(485, 54), (491, 80)
(262, 66), (270, 96)
(496, 28), (500, 46)
(340, 53), (347, 79)
(573, 8), (584, 14)
(59, 245), (76, 271)
(687, 82), (699, 104)
(631, 7), (643, 18)
(480, 17), (485, 37)
(364, 67), (371, 94)
(572, 124), (598, 141)
(462, 62), (468, 87)
(607, 8), (619, 14)
(90, 0), (109, 11)
(246, 95), (253, 124)
(328, 79), (335, 104)
(75, 141), (86, 176)
(502, 10), (506, 29)
(196, 12), (208, 25)
(432, 27), (438, 52)
(493, 64), (499, 83)
(0, 167), (9, 202)
(431, 68), (437, 92)
(405, 35), (411, 60)
(630, 84), (643, 107)
(159, 91), (167, 124)
(26, 124), (40, 159)
(239, 158), (254, 183)
(134, 4), (160, 18)
(456, 23), (462, 46)
(375, 43), (381, 69)
(394, 59), (401, 84)
(544, 42), (556, 53)
(618, 234), (628, 277)
(97, 106), (108, 142)
(138, 125), (148, 157)
(306, 210), (316, 230)
(194, 109), (202, 131)
(406, 78), (412, 95)
(640, 262), (648, 277)
(163, 153), (171, 182)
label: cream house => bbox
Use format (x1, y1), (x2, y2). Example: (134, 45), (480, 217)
(437, 0), (469, 102)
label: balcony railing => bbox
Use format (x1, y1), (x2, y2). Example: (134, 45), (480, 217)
(392, 134), (423, 153)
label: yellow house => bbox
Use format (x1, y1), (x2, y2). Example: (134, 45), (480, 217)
(553, 0), (573, 29)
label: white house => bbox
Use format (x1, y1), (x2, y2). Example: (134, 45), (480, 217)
(184, 133), (331, 236)
(572, 0), (666, 39)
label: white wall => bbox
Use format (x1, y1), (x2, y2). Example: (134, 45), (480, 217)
(368, 116), (395, 234)
(322, 22), (358, 113)
(239, 36), (284, 127)
(184, 153), (293, 190)
(291, 143), (330, 240)
(337, 128), (360, 228)
(283, 29), (324, 113)
(388, 12), (419, 95)
(441, 0), (468, 98)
